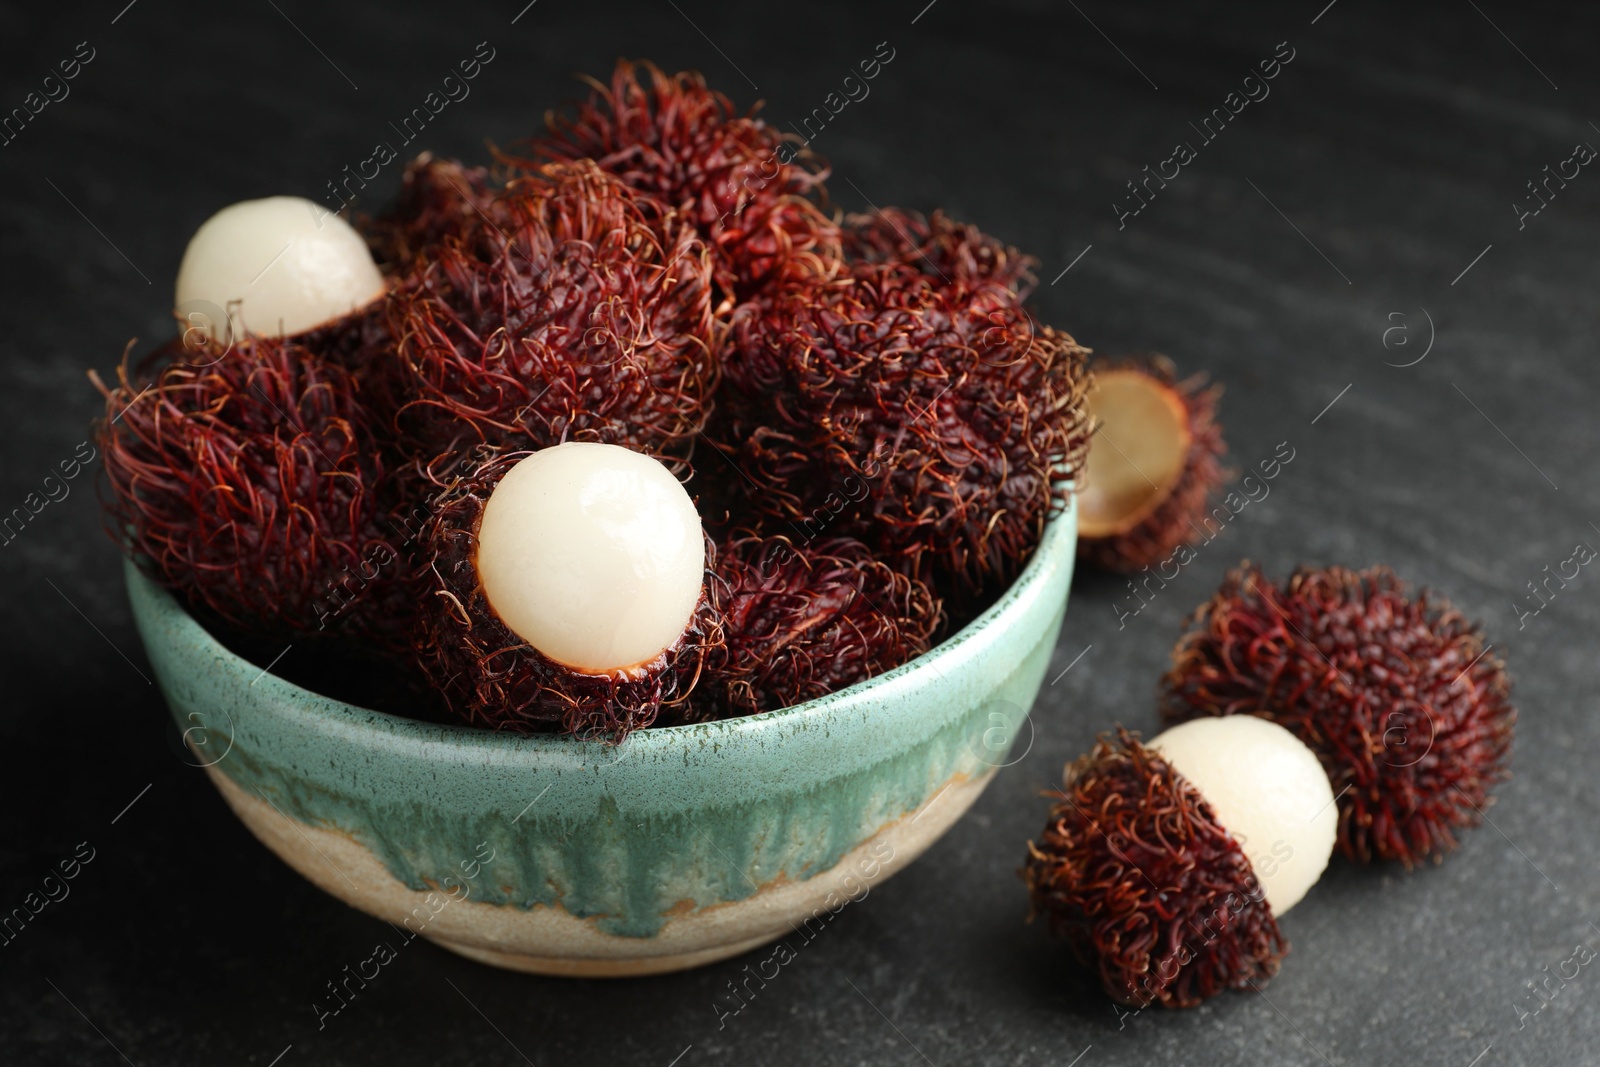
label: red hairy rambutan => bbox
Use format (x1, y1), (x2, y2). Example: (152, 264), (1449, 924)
(410, 449), (724, 740)
(843, 207), (1038, 298)
(718, 263), (1092, 597)
(362, 152), (496, 272)
(1161, 563), (1516, 867)
(91, 337), (409, 648)
(1077, 355), (1227, 574)
(695, 533), (942, 718)
(384, 160), (719, 462)
(1023, 730), (1286, 1008)
(520, 59), (839, 302)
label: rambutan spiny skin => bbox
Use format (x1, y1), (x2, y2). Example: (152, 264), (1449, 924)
(1077, 355), (1228, 574)
(1161, 563), (1516, 867)
(522, 59), (840, 302)
(386, 161), (719, 462)
(411, 450), (725, 741)
(843, 207), (1038, 298)
(719, 263), (1092, 596)
(1024, 730), (1286, 1008)
(363, 153), (496, 272)
(289, 296), (395, 383)
(697, 534), (942, 718)
(92, 337), (408, 647)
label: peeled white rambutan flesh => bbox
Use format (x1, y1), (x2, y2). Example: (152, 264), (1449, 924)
(1150, 715), (1337, 916)
(174, 195), (386, 339)
(474, 442), (706, 675)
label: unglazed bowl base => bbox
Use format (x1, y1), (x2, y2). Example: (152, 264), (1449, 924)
(426, 935), (784, 977)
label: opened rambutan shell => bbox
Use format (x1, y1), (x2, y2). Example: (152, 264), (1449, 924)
(282, 296), (395, 385)
(384, 160), (719, 462)
(92, 336), (409, 648)
(1161, 563), (1516, 867)
(520, 59), (840, 302)
(1076, 355), (1227, 574)
(718, 263), (1092, 597)
(410, 450), (724, 741)
(1024, 729), (1286, 1008)
(696, 533), (942, 718)
(843, 207), (1038, 298)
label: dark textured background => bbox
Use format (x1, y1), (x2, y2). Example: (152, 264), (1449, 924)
(3, 1), (1597, 1064)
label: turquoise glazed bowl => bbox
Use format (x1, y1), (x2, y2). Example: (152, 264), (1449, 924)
(127, 503), (1076, 976)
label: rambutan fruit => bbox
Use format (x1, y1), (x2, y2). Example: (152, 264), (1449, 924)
(411, 443), (724, 740)
(362, 152), (496, 273)
(843, 207), (1037, 297)
(719, 263), (1092, 597)
(91, 336), (409, 648)
(1024, 719), (1336, 1008)
(384, 160), (719, 462)
(696, 533), (942, 718)
(1076, 355), (1227, 574)
(1161, 563), (1516, 867)
(520, 59), (840, 302)
(169, 194), (405, 407)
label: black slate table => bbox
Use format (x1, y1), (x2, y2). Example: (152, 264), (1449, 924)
(3, 1), (1596, 1064)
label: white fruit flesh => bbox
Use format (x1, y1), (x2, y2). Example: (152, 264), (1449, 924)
(475, 443), (705, 675)
(174, 196), (385, 339)
(1150, 715), (1336, 916)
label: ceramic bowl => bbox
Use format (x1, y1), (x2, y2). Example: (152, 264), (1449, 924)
(127, 503), (1076, 977)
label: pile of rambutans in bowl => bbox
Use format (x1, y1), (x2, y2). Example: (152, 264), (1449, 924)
(94, 61), (1093, 975)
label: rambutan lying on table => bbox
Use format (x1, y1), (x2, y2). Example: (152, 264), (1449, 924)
(1076, 354), (1227, 574)
(1025, 728), (1296, 1008)
(1026, 714), (1337, 1008)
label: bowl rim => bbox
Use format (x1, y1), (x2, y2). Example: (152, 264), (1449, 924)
(129, 499), (1076, 758)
